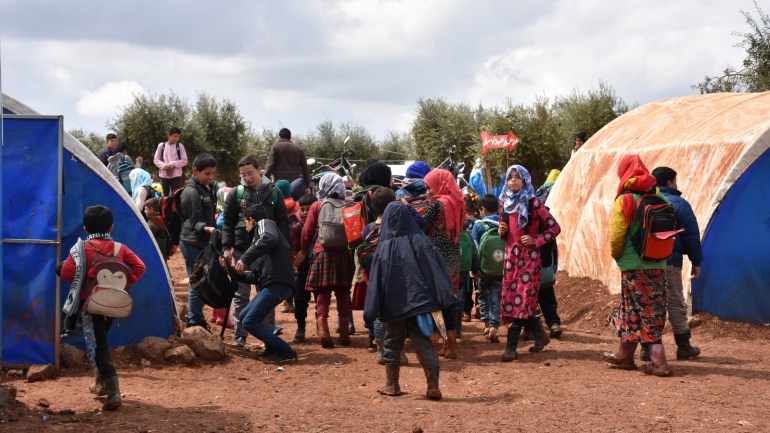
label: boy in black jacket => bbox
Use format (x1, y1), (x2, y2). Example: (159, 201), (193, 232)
(234, 204), (298, 364)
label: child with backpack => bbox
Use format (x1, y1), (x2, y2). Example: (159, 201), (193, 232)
(602, 155), (673, 377)
(498, 165), (561, 362)
(294, 173), (354, 348)
(461, 193), (480, 323)
(471, 194), (504, 343)
(129, 168), (159, 212)
(144, 198), (173, 261)
(292, 194), (318, 342)
(276, 179), (298, 313)
(153, 126), (189, 196)
(364, 201), (456, 400)
(179, 153), (218, 329)
(108, 142), (140, 195)
(233, 204), (298, 364)
(59, 205), (146, 410)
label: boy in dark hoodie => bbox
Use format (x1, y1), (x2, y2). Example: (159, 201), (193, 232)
(234, 204), (298, 364)
(364, 202), (455, 400)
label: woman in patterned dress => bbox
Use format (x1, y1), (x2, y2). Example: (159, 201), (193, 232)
(422, 169), (464, 359)
(602, 155), (672, 376)
(295, 173), (354, 349)
(498, 165), (561, 362)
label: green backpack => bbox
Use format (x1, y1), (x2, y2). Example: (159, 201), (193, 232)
(459, 231), (473, 272)
(478, 220), (506, 277)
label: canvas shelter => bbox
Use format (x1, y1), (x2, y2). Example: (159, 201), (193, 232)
(546, 92), (770, 325)
(1, 93), (178, 366)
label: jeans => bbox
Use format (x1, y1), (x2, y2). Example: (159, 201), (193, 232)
(479, 276), (502, 328)
(240, 282), (294, 354)
(233, 250), (275, 338)
(373, 317), (386, 341)
(538, 284), (561, 327)
(180, 242), (205, 325)
(82, 311), (116, 379)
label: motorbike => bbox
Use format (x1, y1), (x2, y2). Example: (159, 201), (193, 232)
(436, 145), (476, 196)
(309, 136), (357, 194)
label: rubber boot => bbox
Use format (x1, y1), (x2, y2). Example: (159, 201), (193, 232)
(378, 364), (403, 396)
(294, 324), (306, 342)
(674, 331), (701, 360)
(422, 359), (441, 400)
(602, 341), (638, 370)
(375, 340), (386, 365)
(89, 369), (108, 396)
(432, 334), (445, 357)
(643, 343), (673, 377)
(102, 375), (122, 411)
(502, 324), (521, 362)
(338, 315), (351, 346)
(318, 317), (334, 349)
(528, 317), (550, 353)
(640, 343), (651, 361)
(442, 330), (458, 359)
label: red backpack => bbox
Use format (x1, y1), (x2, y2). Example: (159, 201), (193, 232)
(160, 187), (186, 253)
(342, 189), (376, 249)
(83, 241), (134, 318)
(628, 192), (683, 262)
(405, 194), (430, 215)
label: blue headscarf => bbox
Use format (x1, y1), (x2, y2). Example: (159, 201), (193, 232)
(129, 168), (153, 201)
(499, 165), (535, 229)
(405, 161), (431, 180)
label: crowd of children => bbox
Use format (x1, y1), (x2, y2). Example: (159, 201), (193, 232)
(61, 130), (703, 409)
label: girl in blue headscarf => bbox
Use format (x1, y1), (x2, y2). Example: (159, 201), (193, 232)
(129, 168), (155, 212)
(497, 165), (561, 362)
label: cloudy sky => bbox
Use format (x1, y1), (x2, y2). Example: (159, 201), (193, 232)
(0, 0), (758, 141)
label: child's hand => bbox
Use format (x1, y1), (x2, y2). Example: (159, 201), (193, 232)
(498, 221), (508, 237)
(520, 235), (534, 246)
(293, 251), (307, 269)
(691, 266), (701, 280)
(235, 260), (246, 275)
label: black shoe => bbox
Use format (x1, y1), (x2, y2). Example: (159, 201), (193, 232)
(186, 320), (210, 331)
(262, 351), (298, 365)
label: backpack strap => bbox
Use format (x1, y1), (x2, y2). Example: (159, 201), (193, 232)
(160, 142), (167, 162)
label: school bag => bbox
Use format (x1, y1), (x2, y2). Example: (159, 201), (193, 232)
(190, 229), (237, 338)
(356, 223), (381, 284)
(144, 185), (161, 200)
(405, 194), (430, 215)
(83, 241), (134, 318)
(459, 231), (473, 273)
(478, 220), (506, 277)
(626, 192), (683, 262)
(116, 160), (134, 195)
(317, 197), (348, 250)
(160, 187), (186, 252)
(158, 141), (181, 162)
(342, 187), (377, 249)
(234, 185), (280, 212)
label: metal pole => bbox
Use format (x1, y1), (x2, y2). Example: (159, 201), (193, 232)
(1, 38), (6, 374)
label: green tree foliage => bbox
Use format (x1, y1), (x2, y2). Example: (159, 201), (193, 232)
(107, 91), (255, 185)
(379, 130), (415, 164)
(694, 1), (770, 93)
(303, 120), (381, 180)
(411, 98), (481, 176)
(69, 128), (103, 154)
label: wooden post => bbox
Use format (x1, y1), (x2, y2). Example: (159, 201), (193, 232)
(485, 158), (494, 195)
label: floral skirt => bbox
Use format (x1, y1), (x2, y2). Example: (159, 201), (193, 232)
(610, 269), (667, 343)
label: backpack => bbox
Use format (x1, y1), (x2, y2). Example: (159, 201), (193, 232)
(523, 198), (557, 272)
(83, 241), (134, 318)
(626, 192), (682, 262)
(459, 231), (473, 272)
(235, 185), (280, 213)
(356, 223), (381, 283)
(540, 240), (558, 286)
(115, 160), (134, 195)
(317, 197), (348, 250)
(145, 185), (161, 200)
(189, 229), (237, 338)
(160, 187), (186, 252)
(405, 194), (430, 215)
(478, 220), (506, 277)
(158, 141), (181, 162)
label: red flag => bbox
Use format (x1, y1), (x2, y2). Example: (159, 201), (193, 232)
(481, 131), (519, 154)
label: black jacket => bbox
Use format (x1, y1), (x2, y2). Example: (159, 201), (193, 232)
(180, 177), (217, 249)
(222, 181), (289, 252)
(239, 218), (295, 290)
(97, 147), (115, 166)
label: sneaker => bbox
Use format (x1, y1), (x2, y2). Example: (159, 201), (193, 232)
(262, 351), (298, 365)
(234, 336), (246, 347)
(549, 323), (563, 339)
(367, 336), (377, 352)
(280, 301), (295, 313)
(294, 327), (306, 342)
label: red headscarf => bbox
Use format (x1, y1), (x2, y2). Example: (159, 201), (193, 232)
(616, 154), (657, 225)
(424, 169), (465, 243)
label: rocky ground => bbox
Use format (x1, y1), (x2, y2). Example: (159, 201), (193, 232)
(1, 253), (769, 432)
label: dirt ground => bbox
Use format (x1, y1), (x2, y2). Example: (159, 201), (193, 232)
(2, 253), (770, 432)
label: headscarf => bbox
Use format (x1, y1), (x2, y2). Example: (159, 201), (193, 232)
(275, 179), (292, 198)
(405, 161), (431, 180)
(616, 154), (658, 225)
(129, 168), (153, 201)
(499, 165), (536, 229)
(318, 172), (345, 199)
(359, 162), (392, 188)
(545, 169), (560, 184)
(423, 169), (465, 242)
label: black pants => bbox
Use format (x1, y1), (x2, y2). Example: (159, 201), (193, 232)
(160, 176), (184, 196)
(538, 284), (561, 327)
(294, 272), (312, 326)
(461, 271), (474, 314)
(84, 313), (116, 378)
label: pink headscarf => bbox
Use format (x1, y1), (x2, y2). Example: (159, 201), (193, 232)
(424, 169), (465, 243)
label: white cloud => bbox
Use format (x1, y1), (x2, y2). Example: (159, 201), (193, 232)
(75, 80), (146, 118)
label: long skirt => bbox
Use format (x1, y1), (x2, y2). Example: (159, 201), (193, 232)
(610, 269), (667, 343)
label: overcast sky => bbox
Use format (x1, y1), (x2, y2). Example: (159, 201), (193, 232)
(0, 0), (758, 141)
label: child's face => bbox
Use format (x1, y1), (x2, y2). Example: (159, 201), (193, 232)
(106, 138), (118, 150)
(299, 205), (311, 222)
(239, 163), (262, 188)
(245, 217), (256, 233)
(194, 166), (217, 186)
(507, 171), (523, 192)
(144, 205), (158, 217)
(425, 184), (434, 198)
(168, 133), (181, 144)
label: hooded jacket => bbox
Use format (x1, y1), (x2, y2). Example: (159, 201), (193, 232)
(222, 181), (289, 252)
(239, 218), (295, 290)
(363, 202), (455, 324)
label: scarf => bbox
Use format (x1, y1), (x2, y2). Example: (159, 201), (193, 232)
(405, 161), (431, 180)
(62, 239), (86, 318)
(129, 168), (153, 201)
(616, 154), (658, 225)
(86, 233), (113, 241)
(423, 169), (465, 243)
(359, 162), (392, 188)
(499, 165), (536, 229)
(318, 173), (346, 199)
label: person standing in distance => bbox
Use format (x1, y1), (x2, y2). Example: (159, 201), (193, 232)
(264, 128), (312, 196)
(153, 126), (189, 196)
(97, 133), (119, 166)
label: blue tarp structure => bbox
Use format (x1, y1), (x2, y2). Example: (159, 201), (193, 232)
(2, 95), (177, 366)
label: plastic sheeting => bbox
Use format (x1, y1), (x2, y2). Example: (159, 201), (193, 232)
(546, 92), (770, 324)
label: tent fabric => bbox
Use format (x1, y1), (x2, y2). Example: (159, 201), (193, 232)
(2, 93), (178, 359)
(546, 92), (770, 324)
